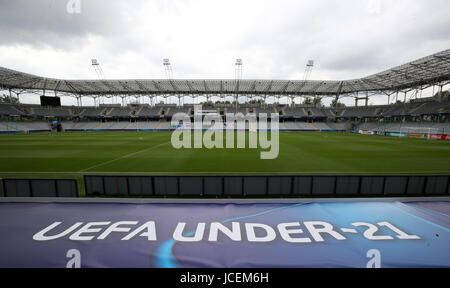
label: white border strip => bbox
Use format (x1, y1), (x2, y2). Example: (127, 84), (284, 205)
(0, 197), (448, 204)
(1, 171), (450, 175)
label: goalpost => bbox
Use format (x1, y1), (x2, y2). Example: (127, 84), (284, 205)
(399, 125), (440, 139)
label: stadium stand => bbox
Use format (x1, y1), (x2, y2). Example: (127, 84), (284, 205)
(32, 107), (72, 117)
(413, 100), (450, 115)
(0, 121), (50, 132)
(313, 122), (333, 130)
(326, 122), (352, 130)
(0, 104), (23, 116)
(78, 107), (106, 117)
(343, 106), (377, 118)
(137, 106), (162, 117)
(283, 106), (307, 117)
(107, 107), (132, 117)
(309, 108), (326, 117)
(256, 106), (277, 115)
(165, 106), (190, 116)
(283, 122), (314, 130)
(227, 106), (248, 114)
(0, 95), (449, 134)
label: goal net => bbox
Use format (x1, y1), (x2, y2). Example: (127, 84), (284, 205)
(399, 125), (440, 139)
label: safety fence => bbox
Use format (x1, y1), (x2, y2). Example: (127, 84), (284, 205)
(1, 175), (449, 198)
(83, 175), (450, 198)
(1, 179), (78, 197)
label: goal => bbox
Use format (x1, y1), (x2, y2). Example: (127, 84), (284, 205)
(399, 125), (440, 139)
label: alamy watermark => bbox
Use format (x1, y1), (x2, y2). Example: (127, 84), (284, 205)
(67, 0), (81, 14)
(170, 105), (279, 160)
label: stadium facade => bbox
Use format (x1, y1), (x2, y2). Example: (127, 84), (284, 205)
(0, 49), (450, 137)
(0, 97), (449, 136)
(0, 49), (449, 103)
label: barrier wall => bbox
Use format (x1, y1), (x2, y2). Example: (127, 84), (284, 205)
(353, 130), (450, 140)
(1, 179), (78, 198)
(0, 130), (51, 134)
(2, 175), (449, 198)
(84, 175), (450, 197)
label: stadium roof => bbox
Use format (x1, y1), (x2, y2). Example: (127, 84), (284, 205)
(1, 49), (450, 97)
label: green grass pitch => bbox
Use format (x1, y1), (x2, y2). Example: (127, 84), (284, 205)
(0, 131), (449, 195)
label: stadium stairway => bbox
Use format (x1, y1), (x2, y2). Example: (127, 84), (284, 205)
(105, 108), (114, 116)
(92, 122), (104, 129)
(409, 102), (428, 114)
(11, 106), (25, 115)
(309, 122), (319, 130)
(135, 106), (144, 116)
(156, 121), (164, 130)
(125, 122), (134, 130)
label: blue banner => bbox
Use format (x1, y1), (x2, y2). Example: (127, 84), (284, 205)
(0, 200), (449, 268)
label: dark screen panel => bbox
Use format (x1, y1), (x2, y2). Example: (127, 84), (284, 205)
(406, 176), (426, 195)
(292, 176), (312, 195)
(360, 177), (384, 195)
(267, 177), (292, 195)
(243, 177), (267, 195)
(128, 177), (153, 196)
(384, 177), (408, 195)
(85, 176), (105, 196)
(312, 176), (336, 195)
(3, 179), (77, 197)
(179, 177), (203, 196)
(424, 176), (449, 194)
(31, 180), (57, 197)
(154, 177), (179, 196)
(40, 96), (61, 107)
(4, 180), (31, 197)
(336, 176), (360, 195)
(224, 177), (243, 196)
(81, 175), (450, 197)
(204, 177), (223, 196)
(104, 177), (128, 196)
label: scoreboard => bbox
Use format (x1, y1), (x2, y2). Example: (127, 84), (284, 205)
(40, 96), (61, 107)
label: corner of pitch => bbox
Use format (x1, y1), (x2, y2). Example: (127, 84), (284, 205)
(170, 105), (279, 160)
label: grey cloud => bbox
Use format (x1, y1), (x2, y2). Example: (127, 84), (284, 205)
(0, 0), (450, 82)
(0, 0), (126, 48)
(230, 0), (450, 79)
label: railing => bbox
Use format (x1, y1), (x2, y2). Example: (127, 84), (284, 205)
(84, 175), (450, 198)
(1, 179), (78, 198)
(2, 175), (448, 198)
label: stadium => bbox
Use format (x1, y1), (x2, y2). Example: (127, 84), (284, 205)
(0, 49), (449, 193)
(0, 0), (449, 271)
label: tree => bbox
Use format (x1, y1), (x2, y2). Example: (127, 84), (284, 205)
(313, 97), (322, 107)
(302, 97), (312, 106)
(0, 94), (19, 104)
(434, 90), (449, 99)
(331, 98), (346, 107)
(247, 99), (264, 104)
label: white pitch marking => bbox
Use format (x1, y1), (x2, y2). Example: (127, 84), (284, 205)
(78, 141), (171, 172)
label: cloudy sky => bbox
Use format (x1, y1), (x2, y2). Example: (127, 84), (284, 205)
(0, 0), (449, 105)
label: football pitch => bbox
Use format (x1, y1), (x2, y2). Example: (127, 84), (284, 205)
(0, 131), (449, 194)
